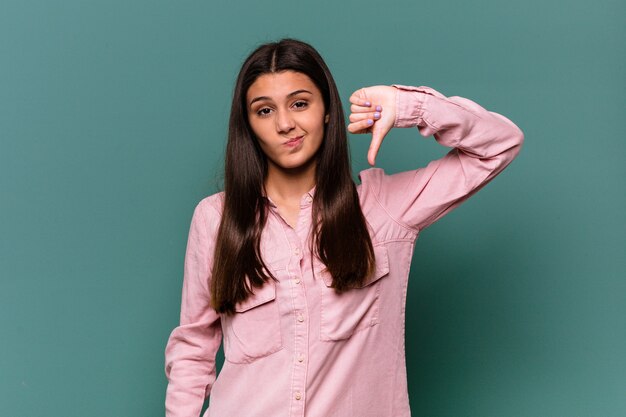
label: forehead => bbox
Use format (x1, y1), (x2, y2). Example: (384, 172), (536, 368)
(246, 71), (320, 103)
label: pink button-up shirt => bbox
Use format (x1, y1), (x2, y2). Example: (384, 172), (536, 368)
(164, 85), (524, 417)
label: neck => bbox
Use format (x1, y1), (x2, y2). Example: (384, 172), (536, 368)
(264, 161), (316, 203)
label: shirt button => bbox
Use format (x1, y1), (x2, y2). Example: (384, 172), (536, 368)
(294, 277), (301, 284)
(294, 247), (301, 257)
(297, 314), (304, 323)
(298, 353), (305, 362)
(305, 195), (313, 204)
(295, 391), (302, 400)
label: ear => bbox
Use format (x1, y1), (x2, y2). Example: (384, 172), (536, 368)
(324, 114), (330, 123)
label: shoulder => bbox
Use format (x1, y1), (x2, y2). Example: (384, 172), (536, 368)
(356, 168), (387, 217)
(357, 167), (422, 198)
(196, 191), (225, 216)
(191, 191), (225, 236)
(357, 168), (385, 195)
(357, 167), (421, 240)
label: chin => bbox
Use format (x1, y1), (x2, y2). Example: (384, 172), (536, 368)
(274, 156), (316, 172)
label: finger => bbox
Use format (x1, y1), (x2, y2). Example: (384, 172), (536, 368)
(349, 89), (371, 107)
(349, 111), (381, 123)
(367, 129), (387, 166)
(347, 118), (374, 134)
(350, 103), (383, 113)
(367, 138), (381, 166)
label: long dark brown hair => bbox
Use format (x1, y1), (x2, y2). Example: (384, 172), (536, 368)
(211, 38), (375, 314)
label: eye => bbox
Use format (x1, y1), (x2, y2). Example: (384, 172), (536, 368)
(292, 100), (308, 110)
(256, 107), (272, 117)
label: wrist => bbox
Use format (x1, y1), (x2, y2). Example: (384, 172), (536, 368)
(391, 84), (427, 128)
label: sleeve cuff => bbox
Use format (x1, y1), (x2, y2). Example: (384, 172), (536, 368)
(391, 84), (443, 128)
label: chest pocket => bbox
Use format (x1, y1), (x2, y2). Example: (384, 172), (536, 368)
(319, 244), (390, 341)
(221, 279), (283, 364)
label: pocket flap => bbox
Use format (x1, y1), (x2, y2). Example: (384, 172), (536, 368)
(234, 280), (277, 313)
(321, 245), (390, 288)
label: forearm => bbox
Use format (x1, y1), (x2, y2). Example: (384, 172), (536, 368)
(165, 322), (221, 417)
(360, 85), (524, 231)
(393, 84), (524, 166)
(164, 199), (223, 417)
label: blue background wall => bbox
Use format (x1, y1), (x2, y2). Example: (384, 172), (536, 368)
(1, 0), (624, 415)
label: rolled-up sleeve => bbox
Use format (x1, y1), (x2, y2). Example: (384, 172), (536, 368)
(359, 84), (524, 232)
(165, 199), (222, 417)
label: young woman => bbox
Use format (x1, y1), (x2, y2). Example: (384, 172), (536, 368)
(164, 38), (524, 417)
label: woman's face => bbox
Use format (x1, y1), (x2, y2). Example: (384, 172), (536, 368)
(246, 70), (327, 174)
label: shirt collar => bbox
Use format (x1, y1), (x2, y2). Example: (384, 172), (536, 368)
(263, 186), (316, 209)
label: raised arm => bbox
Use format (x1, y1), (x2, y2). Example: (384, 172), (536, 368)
(164, 199), (222, 417)
(350, 84), (524, 231)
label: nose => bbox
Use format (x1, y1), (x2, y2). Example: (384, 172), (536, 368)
(275, 109), (295, 133)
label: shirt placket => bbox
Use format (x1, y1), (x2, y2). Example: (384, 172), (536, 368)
(284, 194), (313, 417)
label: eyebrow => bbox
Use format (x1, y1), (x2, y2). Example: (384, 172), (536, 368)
(249, 89), (313, 107)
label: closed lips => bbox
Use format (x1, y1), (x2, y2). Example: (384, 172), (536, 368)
(285, 136), (304, 144)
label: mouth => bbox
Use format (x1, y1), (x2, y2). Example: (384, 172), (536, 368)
(284, 135), (304, 147)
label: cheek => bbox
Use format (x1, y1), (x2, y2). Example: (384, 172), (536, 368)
(255, 137), (275, 159)
(249, 121), (272, 146)
(304, 112), (326, 135)
(312, 119), (327, 142)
